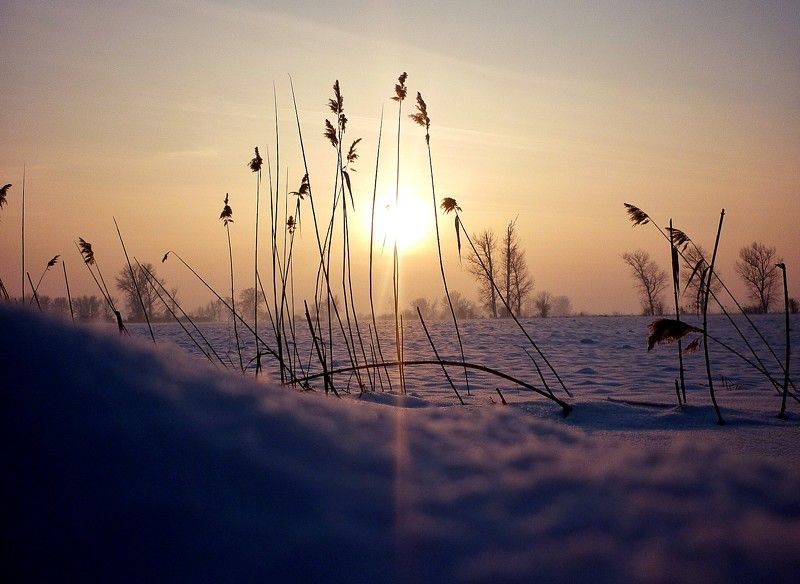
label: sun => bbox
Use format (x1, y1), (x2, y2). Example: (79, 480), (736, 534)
(361, 187), (433, 252)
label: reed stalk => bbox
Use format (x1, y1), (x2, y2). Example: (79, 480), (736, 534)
(368, 106), (393, 390)
(220, 194), (244, 372)
(778, 263), (791, 418)
(391, 73), (407, 393)
(417, 306), (464, 404)
(625, 203), (790, 390)
(410, 92), (471, 395)
(670, 219), (687, 403)
(137, 259), (215, 364)
(114, 218), (155, 344)
(76, 238), (125, 333)
(29, 255), (60, 306)
(248, 146), (263, 374)
(163, 250), (286, 370)
(27, 272), (40, 310)
(443, 199), (571, 397)
(703, 209), (725, 425)
(62, 260), (74, 322)
(150, 259), (228, 368)
(21, 165), (25, 304)
(289, 77), (359, 381)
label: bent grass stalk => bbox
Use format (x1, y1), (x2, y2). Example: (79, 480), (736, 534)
(294, 358), (572, 415)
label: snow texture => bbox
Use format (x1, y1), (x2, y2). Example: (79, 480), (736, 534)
(2, 305), (800, 583)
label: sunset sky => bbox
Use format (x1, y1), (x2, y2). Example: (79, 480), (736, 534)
(1, 0), (798, 315)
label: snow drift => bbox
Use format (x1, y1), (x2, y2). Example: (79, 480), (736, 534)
(2, 305), (799, 582)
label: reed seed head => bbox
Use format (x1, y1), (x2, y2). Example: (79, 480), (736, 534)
(647, 318), (703, 351)
(287, 215), (297, 234)
(248, 146), (263, 172)
(392, 72), (408, 102)
(346, 138), (361, 165)
(78, 238), (95, 265)
(46, 255), (60, 269)
(290, 174), (310, 199)
(328, 80), (344, 115)
(683, 338), (701, 354)
(440, 197), (461, 214)
(220, 193), (234, 225)
(0, 183), (10, 208)
(666, 226), (692, 249)
(624, 203), (650, 226)
(410, 92), (431, 143)
(324, 119), (338, 148)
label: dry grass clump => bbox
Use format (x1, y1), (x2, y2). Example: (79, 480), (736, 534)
(647, 319), (702, 351)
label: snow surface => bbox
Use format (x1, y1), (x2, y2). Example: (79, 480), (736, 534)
(3, 305), (800, 582)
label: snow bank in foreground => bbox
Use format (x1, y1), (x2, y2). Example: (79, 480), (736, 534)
(2, 305), (799, 583)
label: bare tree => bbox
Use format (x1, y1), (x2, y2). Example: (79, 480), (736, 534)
(466, 229), (498, 317)
(735, 242), (782, 313)
(404, 297), (439, 321)
(552, 295), (572, 317)
(238, 287), (264, 324)
(533, 291), (553, 318)
(466, 220), (533, 318)
(115, 263), (165, 322)
(501, 219), (533, 317)
(682, 244), (722, 315)
(622, 250), (668, 316)
(441, 291), (477, 320)
(73, 295), (103, 321)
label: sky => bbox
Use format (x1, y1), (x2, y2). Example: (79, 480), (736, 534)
(1, 0), (798, 315)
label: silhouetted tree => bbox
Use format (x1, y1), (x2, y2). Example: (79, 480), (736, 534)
(441, 291), (477, 320)
(73, 295), (102, 321)
(622, 250), (667, 316)
(735, 242), (782, 313)
(501, 219), (533, 317)
(238, 287), (264, 324)
(551, 295), (572, 317)
(467, 220), (532, 318)
(466, 230), (498, 317)
(533, 291), (553, 318)
(404, 297), (439, 321)
(682, 244), (722, 315)
(115, 263), (165, 322)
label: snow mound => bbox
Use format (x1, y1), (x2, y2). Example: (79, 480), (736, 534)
(3, 305), (800, 583)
